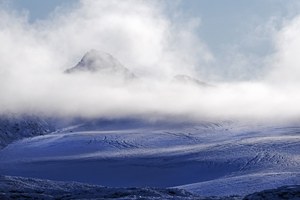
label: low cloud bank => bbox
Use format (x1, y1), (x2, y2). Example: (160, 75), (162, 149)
(1, 0), (300, 122)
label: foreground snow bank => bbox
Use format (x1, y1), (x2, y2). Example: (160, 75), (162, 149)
(0, 175), (232, 200)
(0, 175), (299, 200)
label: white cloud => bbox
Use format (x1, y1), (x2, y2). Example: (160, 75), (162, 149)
(1, 0), (300, 122)
(267, 14), (300, 85)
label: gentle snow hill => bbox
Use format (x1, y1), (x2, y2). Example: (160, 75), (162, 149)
(0, 120), (299, 197)
(65, 49), (137, 80)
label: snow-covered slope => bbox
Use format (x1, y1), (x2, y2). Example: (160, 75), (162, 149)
(0, 115), (54, 149)
(0, 175), (207, 200)
(0, 120), (299, 197)
(65, 50), (136, 79)
(0, 175), (299, 199)
(177, 172), (300, 197)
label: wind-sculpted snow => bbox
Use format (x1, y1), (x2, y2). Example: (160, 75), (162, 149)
(178, 172), (300, 197)
(0, 121), (299, 197)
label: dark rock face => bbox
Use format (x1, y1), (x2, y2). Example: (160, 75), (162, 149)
(0, 115), (54, 148)
(65, 50), (136, 79)
(243, 185), (300, 200)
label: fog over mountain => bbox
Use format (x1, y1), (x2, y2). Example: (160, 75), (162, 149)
(65, 50), (137, 80)
(1, 0), (300, 121)
(1, 2), (300, 199)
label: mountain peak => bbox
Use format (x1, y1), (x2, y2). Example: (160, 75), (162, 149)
(65, 50), (136, 79)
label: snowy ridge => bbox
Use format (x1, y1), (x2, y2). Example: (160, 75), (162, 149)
(0, 115), (54, 148)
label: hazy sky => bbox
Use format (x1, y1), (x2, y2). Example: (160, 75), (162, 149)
(7, 0), (294, 49)
(1, 0), (300, 121)
(6, 0), (299, 80)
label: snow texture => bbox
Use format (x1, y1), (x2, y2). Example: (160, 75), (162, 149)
(0, 119), (299, 197)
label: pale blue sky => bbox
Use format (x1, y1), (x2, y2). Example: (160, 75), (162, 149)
(6, 0), (294, 50)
